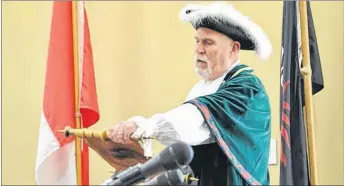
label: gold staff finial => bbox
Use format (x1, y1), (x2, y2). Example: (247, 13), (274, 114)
(59, 126), (109, 141)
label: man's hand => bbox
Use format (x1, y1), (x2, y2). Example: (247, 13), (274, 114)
(108, 121), (138, 144)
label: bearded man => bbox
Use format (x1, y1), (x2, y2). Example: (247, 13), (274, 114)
(109, 3), (272, 186)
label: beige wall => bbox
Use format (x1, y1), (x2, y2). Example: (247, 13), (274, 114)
(2, 1), (343, 185)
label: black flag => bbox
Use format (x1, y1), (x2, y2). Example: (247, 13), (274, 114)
(279, 1), (324, 185)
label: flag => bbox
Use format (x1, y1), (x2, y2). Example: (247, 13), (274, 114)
(35, 2), (99, 185)
(279, 1), (324, 185)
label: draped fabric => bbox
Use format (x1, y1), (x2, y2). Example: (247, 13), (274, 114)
(186, 64), (271, 185)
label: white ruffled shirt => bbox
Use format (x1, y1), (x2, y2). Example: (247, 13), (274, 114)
(129, 61), (239, 157)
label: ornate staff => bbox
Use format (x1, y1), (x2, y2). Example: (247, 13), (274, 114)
(59, 126), (154, 144)
(59, 126), (109, 141)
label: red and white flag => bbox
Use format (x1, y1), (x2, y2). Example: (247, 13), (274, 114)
(35, 2), (99, 185)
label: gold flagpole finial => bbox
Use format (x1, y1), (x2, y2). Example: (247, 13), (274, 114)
(184, 173), (199, 183)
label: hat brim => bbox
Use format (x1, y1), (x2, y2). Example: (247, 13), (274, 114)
(192, 17), (255, 51)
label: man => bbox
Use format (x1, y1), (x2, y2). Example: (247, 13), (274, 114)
(108, 3), (272, 186)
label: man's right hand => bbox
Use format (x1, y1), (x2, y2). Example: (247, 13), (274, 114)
(108, 121), (138, 144)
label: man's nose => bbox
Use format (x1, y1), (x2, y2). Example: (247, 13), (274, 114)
(195, 43), (205, 54)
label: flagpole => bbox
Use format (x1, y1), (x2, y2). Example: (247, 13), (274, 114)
(298, 1), (318, 185)
(72, 1), (83, 185)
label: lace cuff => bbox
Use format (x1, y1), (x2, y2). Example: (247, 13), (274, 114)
(128, 116), (158, 157)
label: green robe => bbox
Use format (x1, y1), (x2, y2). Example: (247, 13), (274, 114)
(185, 64), (271, 185)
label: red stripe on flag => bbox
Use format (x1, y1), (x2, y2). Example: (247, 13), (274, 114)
(283, 101), (290, 110)
(282, 80), (290, 94)
(80, 6), (100, 128)
(282, 112), (290, 126)
(82, 142), (90, 185)
(280, 142), (287, 167)
(43, 2), (75, 147)
(79, 6), (99, 185)
(281, 126), (291, 149)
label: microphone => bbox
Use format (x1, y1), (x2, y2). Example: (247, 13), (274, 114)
(103, 141), (194, 185)
(140, 169), (184, 186)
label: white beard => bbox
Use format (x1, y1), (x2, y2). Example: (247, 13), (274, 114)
(194, 54), (212, 81)
(195, 66), (212, 81)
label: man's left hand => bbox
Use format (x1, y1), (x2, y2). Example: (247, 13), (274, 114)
(108, 121), (138, 144)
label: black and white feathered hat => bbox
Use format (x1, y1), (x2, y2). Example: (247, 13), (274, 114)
(179, 3), (272, 60)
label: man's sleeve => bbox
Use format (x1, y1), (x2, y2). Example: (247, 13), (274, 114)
(129, 103), (211, 157)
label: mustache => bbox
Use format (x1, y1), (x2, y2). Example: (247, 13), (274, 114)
(194, 55), (209, 63)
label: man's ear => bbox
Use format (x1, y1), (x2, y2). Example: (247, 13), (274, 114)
(232, 41), (241, 53)
(229, 41), (240, 58)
